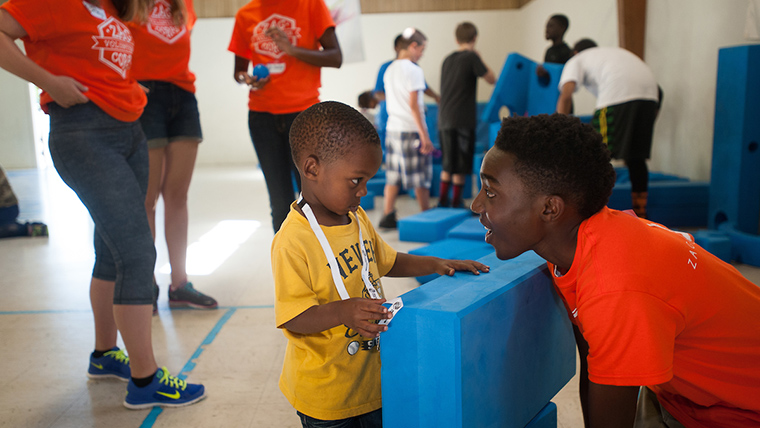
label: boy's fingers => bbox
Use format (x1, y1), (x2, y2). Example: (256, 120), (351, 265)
(357, 323), (387, 338)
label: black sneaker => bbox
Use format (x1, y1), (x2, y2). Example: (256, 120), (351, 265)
(168, 282), (218, 309)
(27, 222), (48, 237)
(378, 211), (397, 229)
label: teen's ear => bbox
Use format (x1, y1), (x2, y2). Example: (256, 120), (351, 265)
(303, 155), (320, 181)
(541, 195), (565, 222)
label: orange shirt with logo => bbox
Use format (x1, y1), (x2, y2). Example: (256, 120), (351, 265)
(130, 0), (196, 93)
(228, 0), (335, 114)
(549, 207), (760, 427)
(1, 0), (146, 122)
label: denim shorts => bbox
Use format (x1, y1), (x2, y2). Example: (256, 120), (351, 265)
(138, 81), (203, 149)
(48, 102), (156, 305)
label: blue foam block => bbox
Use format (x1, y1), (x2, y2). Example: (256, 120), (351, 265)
(527, 61), (564, 115)
(647, 205), (709, 229)
(381, 252), (576, 428)
(482, 53), (534, 122)
(447, 217), (486, 241)
(366, 177), (385, 195)
(608, 181), (709, 228)
(692, 230), (732, 262)
(525, 402), (558, 428)
(425, 103), (440, 148)
(718, 222), (760, 266)
(614, 167), (689, 184)
(709, 45), (760, 234)
(481, 52), (562, 123)
(408, 238), (494, 283)
(488, 121), (501, 149)
(360, 191), (375, 211)
(398, 208), (471, 242)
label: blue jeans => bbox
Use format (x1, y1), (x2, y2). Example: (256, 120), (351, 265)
(248, 111), (301, 232)
(297, 409), (382, 428)
(48, 102), (156, 304)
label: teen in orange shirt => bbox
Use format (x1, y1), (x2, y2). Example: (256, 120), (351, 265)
(228, 0), (342, 232)
(0, 0), (205, 409)
(471, 114), (760, 428)
(130, 0), (217, 312)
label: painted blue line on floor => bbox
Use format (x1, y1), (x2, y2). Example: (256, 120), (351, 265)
(140, 307), (239, 427)
(0, 309), (92, 315)
(0, 305), (273, 316)
(140, 407), (163, 428)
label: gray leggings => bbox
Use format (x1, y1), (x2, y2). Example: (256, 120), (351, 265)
(48, 102), (156, 305)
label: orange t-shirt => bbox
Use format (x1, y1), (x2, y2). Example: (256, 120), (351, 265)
(228, 0), (335, 114)
(549, 207), (760, 427)
(1, 0), (146, 122)
(129, 0), (196, 93)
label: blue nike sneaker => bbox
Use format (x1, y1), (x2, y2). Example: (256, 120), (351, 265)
(87, 347), (130, 381)
(124, 367), (206, 409)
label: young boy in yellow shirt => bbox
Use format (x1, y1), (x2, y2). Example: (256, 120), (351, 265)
(271, 101), (489, 427)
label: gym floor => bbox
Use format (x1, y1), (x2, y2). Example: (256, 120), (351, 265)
(3, 166), (758, 427)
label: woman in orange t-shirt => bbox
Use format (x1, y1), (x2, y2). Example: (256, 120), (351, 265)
(0, 0), (205, 409)
(228, 0), (342, 232)
(130, 0), (217, 312)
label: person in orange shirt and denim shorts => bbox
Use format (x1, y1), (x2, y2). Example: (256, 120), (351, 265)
(130, 0), (217, 312)
(0, 0), (205, 409)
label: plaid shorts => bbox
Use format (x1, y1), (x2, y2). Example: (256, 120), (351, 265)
(384, 131), (432, 190)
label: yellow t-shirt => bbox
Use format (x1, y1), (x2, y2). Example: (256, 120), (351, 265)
(272, 204), (398, 420)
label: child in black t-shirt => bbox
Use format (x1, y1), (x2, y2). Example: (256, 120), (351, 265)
(437, 22), (495, 208)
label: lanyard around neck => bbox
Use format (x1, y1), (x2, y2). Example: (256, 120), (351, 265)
(297, 195), (381, 301)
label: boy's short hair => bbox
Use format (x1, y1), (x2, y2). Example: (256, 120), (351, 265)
(550, 14), (569, 32)
(393, 33), (403, 51)
(397, 27), (427, 50)
(290, 101), (381, 168)
(358, 90), (374, 109)
(493, 114), (615, 219)
(455, 22), (478, 44)
(573, 38), (598, 53)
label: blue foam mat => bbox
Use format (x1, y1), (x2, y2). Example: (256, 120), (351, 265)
(447, 217), (487, 241)
(398, 208), (471, 243)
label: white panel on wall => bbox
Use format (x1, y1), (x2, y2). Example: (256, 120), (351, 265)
(0, 66), (37, 169)
(646, 0), (750, 181)
(190, 18), (257, 166)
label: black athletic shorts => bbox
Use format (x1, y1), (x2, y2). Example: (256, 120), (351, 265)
(592, 99), (658, 160)
(439, 127), (475, 175)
